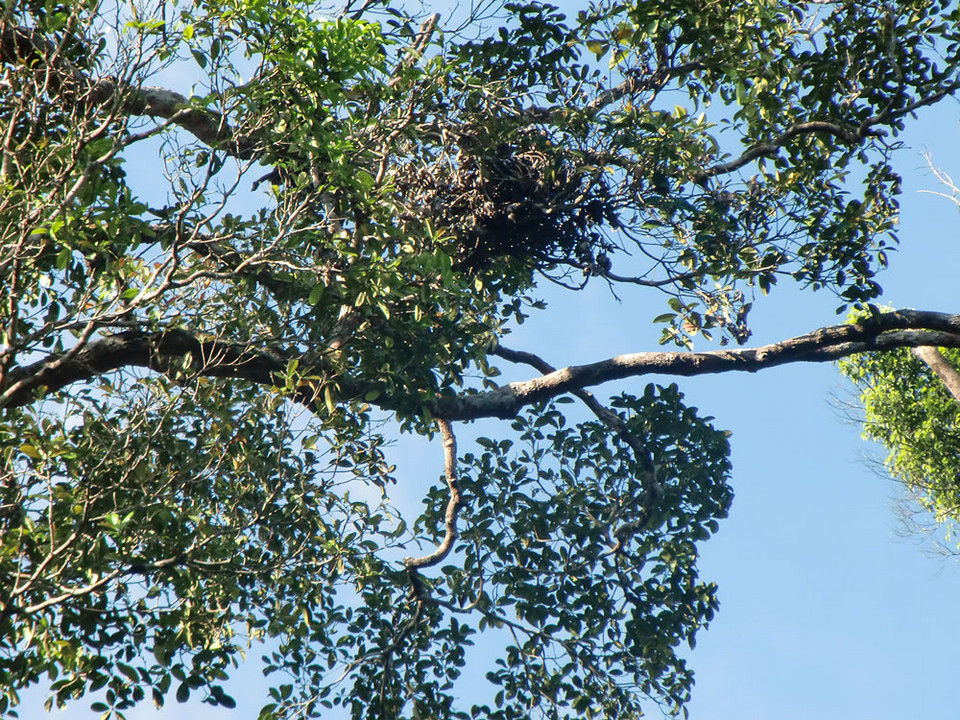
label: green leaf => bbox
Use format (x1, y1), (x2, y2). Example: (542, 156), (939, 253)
(585, 39), (609, 57)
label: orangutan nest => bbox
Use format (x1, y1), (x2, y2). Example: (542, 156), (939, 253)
(392, 144), (617, 273)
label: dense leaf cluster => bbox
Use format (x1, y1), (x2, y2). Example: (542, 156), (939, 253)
(410, 386), (731, 718)
(840, 346), (960, 531)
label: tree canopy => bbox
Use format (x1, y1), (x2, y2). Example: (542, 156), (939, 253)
(3, 0), (960, 718)
(841, 342), (960, 537)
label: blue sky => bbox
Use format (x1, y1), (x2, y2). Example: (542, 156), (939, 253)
(16, 10), (960, 720)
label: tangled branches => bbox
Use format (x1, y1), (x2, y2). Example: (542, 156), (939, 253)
(392, 139), (619, 275)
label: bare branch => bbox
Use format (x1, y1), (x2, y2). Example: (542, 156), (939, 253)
(19, 552), (187, 615)
(404, 419), (462, 570)
(0, 328), (308, 410)
(435, 312), (960, 420)
(123, 85), (256, 159)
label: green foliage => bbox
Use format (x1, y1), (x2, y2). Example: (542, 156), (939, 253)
(840, 345), (960, 528)
(2, 0), (960, 717)
(320, 386), (731, 720)
(413, 386), (731, 718)
(1, 376), (395, 716)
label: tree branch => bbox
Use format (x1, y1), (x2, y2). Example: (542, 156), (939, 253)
(694, 121), (873, 183)
(693, 74), (960, 185)
(4, 312), (960, 425)
(123, 85), (257, 159)
(404, 419), (462, 570)
(523, 61), (705, 124)
(913, 346), (960, 404)
(1, 26), (258, 159)
(435, 312), (960, 420)
(0, 328), (311, 410)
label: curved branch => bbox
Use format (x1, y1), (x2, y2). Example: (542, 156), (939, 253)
(404, 419), (462, 570)
(493, 345), (660, 519)
(694, 121), (871, 183)
(863, 78), (960, 133)
(693, 74), (960, 185)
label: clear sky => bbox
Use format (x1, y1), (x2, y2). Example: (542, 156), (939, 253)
(17, 10), (960, 720)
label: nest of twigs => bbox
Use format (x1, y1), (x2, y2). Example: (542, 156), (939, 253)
(393, 143), (617, 273)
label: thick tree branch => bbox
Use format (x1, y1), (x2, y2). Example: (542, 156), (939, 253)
(913, 346), (960, 403)
(4, 312), (960, 423)
(0, 329), (312, 410)
(123, 86), (257, 159)
(436, 312), (960, 420)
